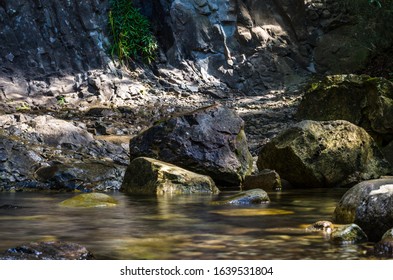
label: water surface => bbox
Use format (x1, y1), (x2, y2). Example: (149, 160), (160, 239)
(0, 189), (378, 259)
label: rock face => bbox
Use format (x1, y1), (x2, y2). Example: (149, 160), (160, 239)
(0, 241), (94, 260)
(129, 105), (253, 187)
(121, 157), (219, 194)
(297, 75), (393, 145)
(333, 179), (393, 242)
(257, 120), (391, 188)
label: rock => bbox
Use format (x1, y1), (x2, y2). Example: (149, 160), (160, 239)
(129, 105), (253, 187)
(306, 220), (334, 233)
(333, 179), (393, 241)
(211, 189), (270, 205)
(121, 157), (219, 195)
(383, 141), (393, 167)
(34, 161), (125, 192)
(0, 241), (94, 260)
(297, 75), (393, 145)
(374, 228), (393, 257)
(30, 115), (94, 147)
(330, 224), (368, 244)
(59, 193), (118, 208)
(257, 120), (391, 188)
(242, 169), (282, 191)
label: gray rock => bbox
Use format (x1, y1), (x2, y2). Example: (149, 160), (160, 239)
(129, 104), (253, 187)
(334, 179), (393, 241)
(0, 242), (94, 260)
(374, 228), (393, 257)
(242, 169), (282, 191)
(121, 157), (219, 195)
(257, 120), (391, 188)
(211, 188), (270, 205)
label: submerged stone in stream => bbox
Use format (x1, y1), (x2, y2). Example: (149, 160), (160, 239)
(330, 224), (368, 244)
(210, 189), (270, 205)
(58, 193), (118, 208)
(0, 241), (94, 260)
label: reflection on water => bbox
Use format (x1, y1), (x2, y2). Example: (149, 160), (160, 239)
(0, 189), (378, 259)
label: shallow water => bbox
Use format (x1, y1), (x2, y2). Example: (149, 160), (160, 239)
(0, 189), (379, 259)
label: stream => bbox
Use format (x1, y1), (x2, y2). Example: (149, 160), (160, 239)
(0, 188), (377, 260)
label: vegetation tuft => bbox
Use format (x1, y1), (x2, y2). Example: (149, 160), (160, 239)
(108, 0), (158, 64)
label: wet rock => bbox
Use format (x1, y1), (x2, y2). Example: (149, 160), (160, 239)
(0, 241), (94, 260)
(257, 120), (391, 188)
(34, 161), (125, 192)
(306, 220), (334, 233)
(242, 169), (281, 191)
(211, 189), (270, 205)
(297, 75), (393, 145)
(330, 224), (368, 244)
(121, 157), (219, 195)
(374, 228), (393, 257)
(129, 105), (253, 187)
(334, 179), (393, 242)
(59, 193), (118, 208)
(382, 141), (393, 167)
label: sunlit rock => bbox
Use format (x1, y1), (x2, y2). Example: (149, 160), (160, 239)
(59, 193), (118, 208)
(121, 157), (219, 195)
(334, 179), (393, 241)
(257, 120), (391, 188)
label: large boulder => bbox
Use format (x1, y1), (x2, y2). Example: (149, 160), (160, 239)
(129, 105), (253, 187)
(333, 179), (393, 242)
(257, 120), (391, 188)
(297, 75), (393, 145)
(121, 157), (219, 195)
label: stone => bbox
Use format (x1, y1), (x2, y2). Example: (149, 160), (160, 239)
(257, 120), (391, 188)
(59, 193), (118, 208)
(121, 157), (219, 195)
(0, 241), (94, 260)
(330, 224), (368, 244)
(306, 220), (334, 233)
(374, 228), (393, 257)
(211, 189), (270, 205)
(333, 179), (393, 241)
(297, 75), (393, 145)
(128, 105), (253, 187)
(242, 169), (282, 191)
(382, 141), (393, 167)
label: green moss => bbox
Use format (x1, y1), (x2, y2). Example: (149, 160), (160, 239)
(59, 193), (118, 208)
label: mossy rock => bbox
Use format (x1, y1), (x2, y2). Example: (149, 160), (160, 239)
(59, 193), (118, 208)
(330, 224), (368, 245)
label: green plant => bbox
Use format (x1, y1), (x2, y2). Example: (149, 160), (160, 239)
(56, 95), (66, 106)
(16, 103), (31, 111)
(109, 0), (158, 64)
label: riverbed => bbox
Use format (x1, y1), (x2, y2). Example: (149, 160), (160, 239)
(0, 188), (377, 259)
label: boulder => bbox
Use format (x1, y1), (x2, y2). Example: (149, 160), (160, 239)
(121, 157), (219, 195)
(330, 224), (368, 245)
(59, 193), (118, 208)
(257, 120), (391, 188)
(211, 189), (270, 205)
(242, 169), (282, 191)
(0, 241), (94, 260)
(333, 179), (393, 241)
(129, 105), (253, 187)
(297, 75), (393, 145)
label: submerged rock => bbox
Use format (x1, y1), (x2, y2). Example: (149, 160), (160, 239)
(306, 221), (334, 233)
(121, 157), (219, 195)
(330, 224), (368, 244)
(59, 193), (118, 208)
(128, 105), (253, 187)
(257, 120), (391, 188)
(334, 179), (393, 241)
(0, 241), (94, 260)
(374, 228), (393, 257)
(211, 189), (270, 205)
